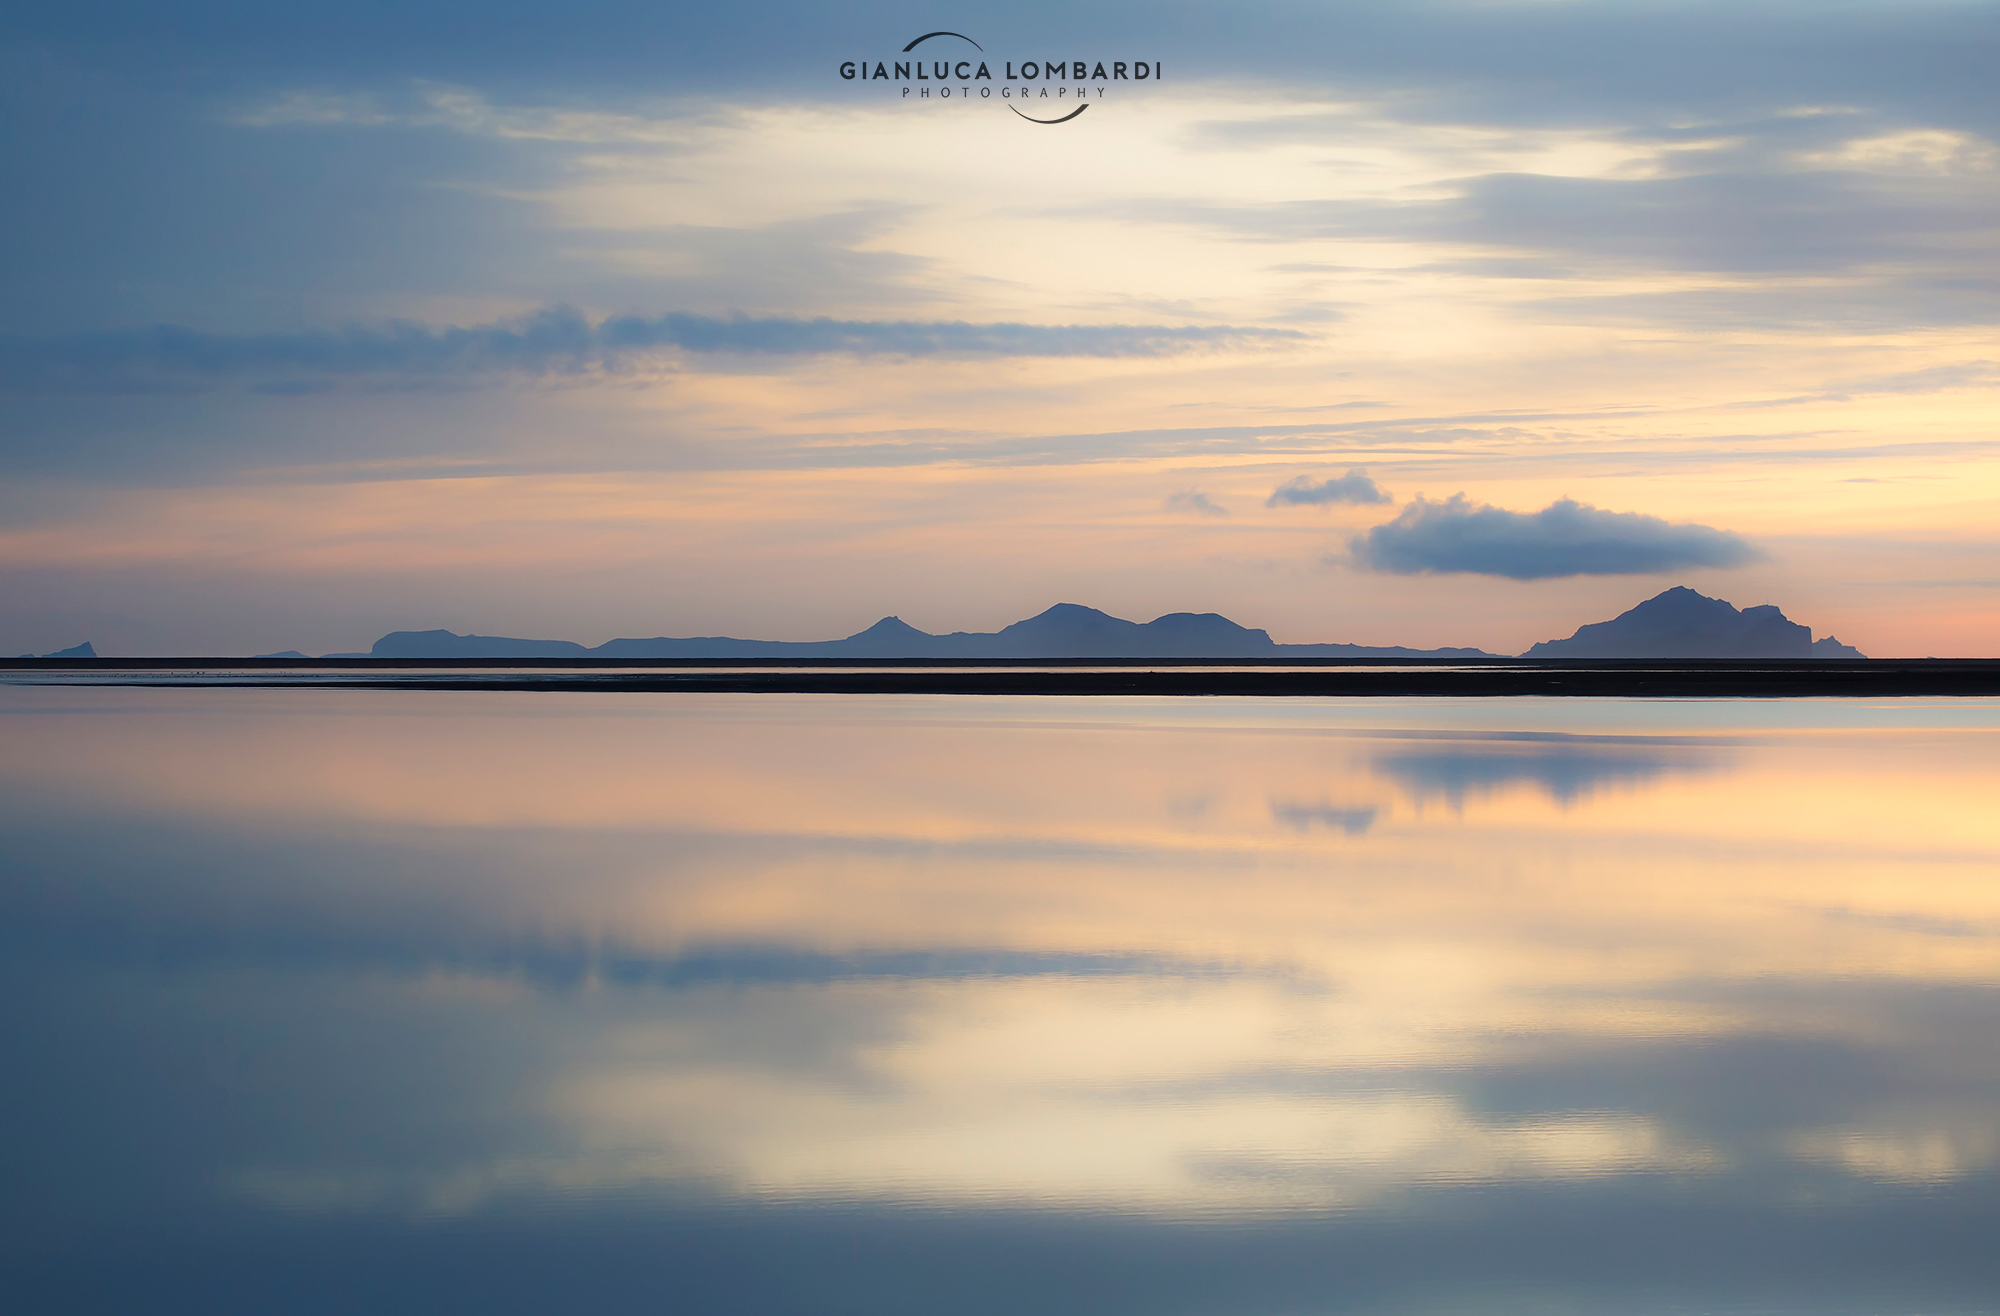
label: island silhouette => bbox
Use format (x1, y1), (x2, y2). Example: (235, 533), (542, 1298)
(318, 589), (1863, 661)
(1526, 587), (1863, 659)
(350, 603), (1487, 660)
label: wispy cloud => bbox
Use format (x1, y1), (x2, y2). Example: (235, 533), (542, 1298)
(1350, 495), (1763, 580)
(237, 84), (706, 146)
(0, 310), (1309, 393)
(1112, 161), (2000, 279)
(1164, 491), (1230, 517)
(1266, 469), (1392, 507)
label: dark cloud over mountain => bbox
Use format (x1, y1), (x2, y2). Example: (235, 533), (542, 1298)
(1351, 495), (1763, 580)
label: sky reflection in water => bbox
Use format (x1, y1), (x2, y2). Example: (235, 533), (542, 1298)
(3, 690), (1998, 1315)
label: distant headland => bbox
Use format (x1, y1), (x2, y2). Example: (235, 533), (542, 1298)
(343, 603), (1483, 662)
(282, 588), (1858, 661)
(16, 588), (1868, 662)
(1526, 588), (1863, 659)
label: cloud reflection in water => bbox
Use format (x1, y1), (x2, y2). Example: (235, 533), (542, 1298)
(2, 690), (1998, 1313)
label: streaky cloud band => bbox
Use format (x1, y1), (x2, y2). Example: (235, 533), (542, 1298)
(0, 309), (1307, 392)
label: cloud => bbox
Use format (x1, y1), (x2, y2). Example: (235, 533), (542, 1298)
(0, 310), (1308, 393)
(1118, 160), (2000, 279)
(598, 314), (1301, 358)
(1350, 495), (1763, 580)
(1520, 278), (2000, 334)
(1837, 360), (2000, 394)
(1164, 491), (1229, 517)
(1266, 469), (1391, 508)
(1087, 107), (2000, 341)
(18, 0), (1997, 128)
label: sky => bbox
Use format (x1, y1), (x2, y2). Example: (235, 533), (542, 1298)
(2, 0), (1997, 656)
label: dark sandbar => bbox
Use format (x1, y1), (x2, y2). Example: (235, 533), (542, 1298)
(6, 657), (2000, 697)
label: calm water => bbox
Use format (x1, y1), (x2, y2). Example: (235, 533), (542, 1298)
(4, 689), (1998, 1315)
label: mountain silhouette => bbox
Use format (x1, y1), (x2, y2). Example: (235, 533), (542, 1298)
(29, 641), (97, 658)
(369, 629), (589, 659)
(355, 605), (1492, 660)
(316, 592), (1871, 661)
(1524, 587), (1864, 658)
(946, 604), (1277, 658)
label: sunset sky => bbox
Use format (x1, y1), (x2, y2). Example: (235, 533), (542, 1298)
(3, 1), (1996, 656)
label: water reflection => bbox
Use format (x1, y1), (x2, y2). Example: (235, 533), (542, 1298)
(2, 690), (1998, 1314)
(1373, 739), (1724, 808)
(1269, 800), (1378, 833)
